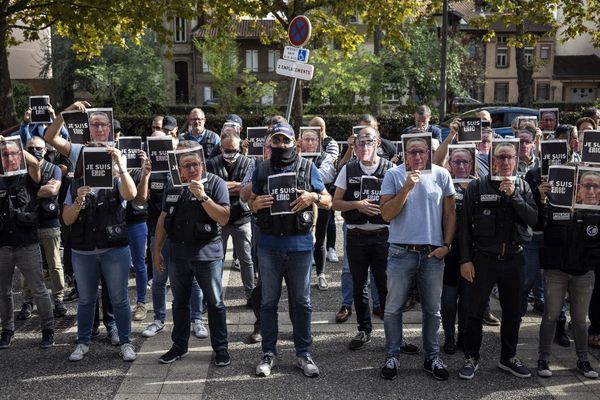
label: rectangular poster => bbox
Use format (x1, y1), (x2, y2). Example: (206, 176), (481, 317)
(581, 130), (600, 165)
(117, 136), (142, 170)
(539, 108), (559, 133)
(360, 175), (382, 202)
(517, 116), (538, 130)
(268, 172), (297, 215)
(29, 96), (51, 124)
(575, 166), (600, 210)
(167, 151), (184, 187)
(147, 137), (173, 173)
(0, 136), (27, 177)
(82, 147), (113, 189)
(458, 118), (482, 143)
(247, 127), (268, 158)
(299, 126), (322, 156)
(61, 111), (90, 144)
(402, 132), (432, 174)
(482, 120), (491, 129)
(338, 140), (350, 160)
(540, 140), (568, 177)
(170, 147), (207, 185)
(448, 144), (477, 183)
(491, 139), (519, 181)
(352, 125), (367, 137)
(86, 108), (114, 143)
(547, 165), (576, 209)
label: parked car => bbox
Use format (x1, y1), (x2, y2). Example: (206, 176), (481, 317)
(450, 96), (482, 112)
(440, 106), (539, 139)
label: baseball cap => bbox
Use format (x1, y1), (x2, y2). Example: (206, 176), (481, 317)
(224, 114), (243, 127)
(162, 116), (177, 130)
(269, 123), (295, 139)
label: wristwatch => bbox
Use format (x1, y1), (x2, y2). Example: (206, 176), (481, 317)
(199, 194), (209, 203)
(316, 193), (322, 204)
(443, 242), (452, 252)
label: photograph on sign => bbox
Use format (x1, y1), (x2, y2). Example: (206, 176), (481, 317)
(29, 96), (51, 124)
(83, 147), (114, 189)
(541, 140), (568, 177)
(86, 108), (114, 143)
(448, 144), (477, 183)
(547, 165), (576, 209)
(517, 116), (538, 130)
(117, 136), (142, 170)
(247, 127), (269, 158)
(491, 139), (519, 181)
(539, 108), (559, 133)
(172, 147), (207, 185)
(299, 127), (322, 157)
(359, 175), (383, 204)
(167, 151), (184, 187)
(338, 140), (349, 158)
(61, 110), (90, 144)
(458, 118), (482, 143)
(403, 133), (432, 174)
(147, 136), (174, 173)
(574, 166), (600, 210)
(352, 125), (368, 137)
(581, 130), (600, 165)
(0, 136), (27, 177)
(268, 172), (297, 215)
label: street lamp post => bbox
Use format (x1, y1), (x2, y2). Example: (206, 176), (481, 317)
(439, 0), (449, 123)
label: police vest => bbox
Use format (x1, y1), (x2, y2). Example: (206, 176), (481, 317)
(69, 178), (129, 251)
(125, 169), (148, 223)
(147, 172), (169, 226)
(207, 154), (252, 225)
(0, 176), (39, 246)
(163, 173), (221, 245)
(255, 157), (314, 236)
(38, 160), (60, 220)
(341, 159), (392, 225)
(185, 130), (217, 159)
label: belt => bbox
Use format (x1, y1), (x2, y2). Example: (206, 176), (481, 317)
(478, 247), (523, 261)
(393, 243), (437, 253)
(347, 228), (388, 237)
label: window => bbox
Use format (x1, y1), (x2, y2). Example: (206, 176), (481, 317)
(494, 82), (509, 102)
(524, 47), (534, 66)
(203, 86), (213, 102)
(383, 84), (399, 103)
(497, 35), (508, 43)
(467, 43), (478, 59)
(174, 61), (189, 103)
(536, 82), (550, 101)
(245, 50), (259, 72)
(202, 56), (210, 73)
(261, 88), (274, 106)
(540, 44), (551, 60)
(268, 50), (279, 72)
(174, 18), (186, 43)
(496, 47), (508, 68)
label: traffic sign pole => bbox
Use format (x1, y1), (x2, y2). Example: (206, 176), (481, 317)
(285, 78), (297, 122)
(284, 15), (312, 123)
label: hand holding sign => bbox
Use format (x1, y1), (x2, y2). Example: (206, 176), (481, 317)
(500, 177), (515, 196)
(538, 180), (551, 202)
(404, 170), (421, 191)
(107, 146), (126, 172)
(76, 186), (92, 208)
(356, 199), (380, 216)
(189, 179), (206, 200)
(291, 189), (316, 213)
(252, 194), (274, 212)
(140, 150), (151, 177)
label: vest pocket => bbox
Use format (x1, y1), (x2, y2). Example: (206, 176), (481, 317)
(105, 223), (128, 243)
(193, 222), (217, 241)
(472, 214), (495, 237)
(15, 211), (38, 227)
(296, 210), (314, 231)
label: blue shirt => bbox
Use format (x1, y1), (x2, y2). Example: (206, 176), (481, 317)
(401, 124), (442, 142)
(182, 129), (220, 148)
(14, 122), (69, 147)
(381, 164), (455, 246)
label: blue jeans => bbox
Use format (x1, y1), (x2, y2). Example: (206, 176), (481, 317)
(259, 248), (312, 357)
(521, 232), (544, 316)
(150, 237), (202, 322)
(128, 222), (148, 304)
(72, 246), (132, 346)
(170, 258), (227, 352)
(384, 244), (444, 359)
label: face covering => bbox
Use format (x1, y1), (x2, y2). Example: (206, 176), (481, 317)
(222, 151), (239, 163)
(270, 146), (296, 167)
(28, 148), (44, 161)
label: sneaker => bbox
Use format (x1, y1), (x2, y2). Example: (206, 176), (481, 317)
(577, 361), (599, 379)
(381, 357), (399, 380)
(40, 329), (55, 349)
(400, 340), (419, 355)
(256, 352), (275, 377)
(192, 319), (209, 339)
(537, 359), (552, 378)
(459, 356), (479, 380)
(108, 328), (120, 346)
(326, 248), (339, 262)
(372, 306), (384, 320)
(335, 305), (352, 323)
(247, 327), (262, 344)
(54, 300), (67, 318)
(214, 349), (231, 367)
(424, 356), (449, 381)
(491, 285), (499, 299)
(317, 274), (329, 290)
(0, 330), (14, 349)
(296, 355), (319, 377)
(349, 331), (371, 350)
(142, 320), (165, 338)
(498, 357), (531, 378)
(120, 343), (136, 362)
(69, 343), (90, 362)
(443, 335), (456, 355)
(159, 347), (189, 364)
(64, 287), (79, 302)
(132, 303), (147, 321)
(482, 311), (501, 326)
(18, 302), (33, 320)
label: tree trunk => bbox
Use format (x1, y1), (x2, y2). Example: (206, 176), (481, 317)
(0, 19), (18, 131)
(515, 23), (533, 107)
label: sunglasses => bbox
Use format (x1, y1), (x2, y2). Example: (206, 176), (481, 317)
(271, 136), (292, 145)
(27, 146), (45, 151)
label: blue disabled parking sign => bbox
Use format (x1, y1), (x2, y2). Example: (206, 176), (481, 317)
(297, 49), (308, 62)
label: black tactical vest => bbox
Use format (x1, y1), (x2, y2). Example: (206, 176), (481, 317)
(124, 169), (148, 223)
(0, 176), (39, 246)
(207, 154), (252, 225)
(38, 160), (61, 220)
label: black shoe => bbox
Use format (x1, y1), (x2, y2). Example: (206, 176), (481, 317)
(18, 302), (33, 320)
(381, 357), (399, 380)
(0, 330), (14, 349)
(424, 356), (450, 381)
(64, 288), (79, 302)
(349, 331), (371, 350)
(372, 306), (384, 320)
(400, 340), (419, 355)
(335, 305), (352, 323)
(159, 347), (189, 364)
(532, 301), (545, 315)
(40, 329), (55, 349)
(247, 327), (262, 344)
(577, 360), (599, 379)
(443, 335), (456, 355)
(54, 300), (67, 318)
(554, 320), (571, 348)
(214, 349), (231, 367)
(482, 311), (500, 326)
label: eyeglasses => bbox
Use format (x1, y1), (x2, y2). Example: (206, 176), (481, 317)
(90, 123), (109, 129)
(581, 184), (600, 190)
(181, 162), (201, 170)
(190, 117), (205, 122)
(406, 150), (428, 156)
(2, 151), (20, 157)
(520, 140), (533, 145)
(271, 136), (292, 145)
(357, 140), (375, 148)
(450, 160), (472, 166)
(303, 137), (318, 142)
(494, 155), (516, 161)
(27, 146), (45, 151)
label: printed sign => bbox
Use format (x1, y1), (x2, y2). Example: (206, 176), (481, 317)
(29, 96), (51, 124)
(169, 147), (207, 185)
(61, 111), (90, 144)
(402, 133), (432, 174)
(268, 172), (297, 215)
(299, 126), (321, 156)
(458, 118), (482, 143)
(491, 139), (519, 181)
(167, 151), (183, 187)
(86, 108), (114, 143)
(247, 127), (269, 158)
(117, 137), (142, 170)
(575, 166), (600, 210)
(147, 137), (174, 173)
(352, 125), (367, 136)
(581, 130), (600, 165)
(448, 144), (477, 183)
(360, 176), (382, 202)
(517, 116), (538, 130)
(0, 136), (27, 177)
(539, 108), (559, 133)
(547, 165), (576, 209)
(540, 140), (569, 176)
(283, 46), (310, 63)
(275, 59), (314, 81)
(83, 147), (113, 189)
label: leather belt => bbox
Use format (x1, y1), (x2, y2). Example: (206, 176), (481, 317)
(347, 228), (388, 237)
(394, 243), (436, 252)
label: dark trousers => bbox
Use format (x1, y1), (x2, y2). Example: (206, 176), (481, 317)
(313, 208), (330, 275)
(464, 252), (524, 360)
(346, 230), (388, 334)
(589, 264), (600, 335)
(326, 209), (336, 250)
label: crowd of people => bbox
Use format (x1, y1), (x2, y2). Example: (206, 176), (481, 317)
(0, 101), (599, 382)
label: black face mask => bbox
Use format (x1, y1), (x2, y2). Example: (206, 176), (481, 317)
(270, 146), (296, 167)
(27, 149), (44, 161)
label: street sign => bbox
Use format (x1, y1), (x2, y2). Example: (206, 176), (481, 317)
(288, 16), (312, 47)
(275, 59), (314, 81)
(283, 46), (310, 63)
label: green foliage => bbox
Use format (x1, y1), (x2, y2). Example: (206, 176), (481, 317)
(11, 81), (32, 117)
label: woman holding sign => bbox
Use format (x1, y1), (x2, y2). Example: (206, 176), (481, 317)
(62, 145), (137, 362)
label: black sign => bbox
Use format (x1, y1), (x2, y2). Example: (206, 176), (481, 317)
(360, 176), (382, 202)
(147, 137), (173, 173)
(338, 141), (349, 158)
(268, 172), (297, 215)
(547, 165), (576, 209)
(581, 130), (600, 165)
(247, 127), (268, 158)
(117, 137), (142, 170)
(29, 96), (51, 124)
(167, 151), (183, 186)
(458, 118), (482, 143)
(83, 148), (113, 189)
(62, 111), (90, 144)
(541, 140), (568, 176)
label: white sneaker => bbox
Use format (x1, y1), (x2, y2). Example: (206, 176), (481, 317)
(108, 329), (120, 346)
(69, 343), (89, 362)
(326, 248), (339, 262)
(256, 352), (276, 377)
(192, 319), (209, 339)
(317, 274), (329, 291)
(296, 355), (320, 377)
(120, 343), (137, 362)
(142, 320), (165, 338)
